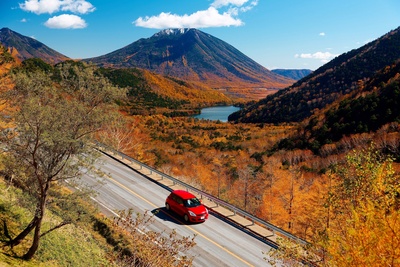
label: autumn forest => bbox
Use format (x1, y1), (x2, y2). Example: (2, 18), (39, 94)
(1, 25), (400, 267)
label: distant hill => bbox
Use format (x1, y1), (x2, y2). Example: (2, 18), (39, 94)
(97, 67), (233, 116)
(271, 69), (312, 80)
(0, 28), (69, 64)
(83, 28), (294, 90)
(229, 26), (400, 123)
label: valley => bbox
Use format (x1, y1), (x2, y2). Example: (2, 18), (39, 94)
(1, 24), (400, 266)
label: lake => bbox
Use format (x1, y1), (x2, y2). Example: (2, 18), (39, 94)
(192, 106), (241, 122)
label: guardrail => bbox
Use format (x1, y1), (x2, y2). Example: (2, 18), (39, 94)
(95, 142), (309, 246)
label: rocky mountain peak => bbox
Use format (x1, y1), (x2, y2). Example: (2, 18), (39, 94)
(153, 28), (192, 37)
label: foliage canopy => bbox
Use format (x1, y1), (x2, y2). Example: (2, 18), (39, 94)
(0, 62), (125, 259)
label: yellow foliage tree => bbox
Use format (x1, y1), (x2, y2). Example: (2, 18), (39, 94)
(321, 147), (400, 266)
(267, 146), (400, 266)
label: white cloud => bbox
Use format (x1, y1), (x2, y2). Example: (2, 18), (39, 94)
(135, 7), (243, 29)
(295, 51), (339, 63)
(240, 0), (258, 12)
(319, 32), (325, 36)
(20, 0), (60, 14)
(134, 0), (257, 29)
(212, 0), (251, 8)
(44, 14), (87, 29)
(20, 0), (95, 15)
(20, 18), (28, 22)
(61, 0), (95, 14)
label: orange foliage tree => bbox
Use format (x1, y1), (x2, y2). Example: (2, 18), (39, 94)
(319, 147), (400, 266)
(266, 146), (400, 266)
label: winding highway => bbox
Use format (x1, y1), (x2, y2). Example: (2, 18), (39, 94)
(80, 153), (275, 266)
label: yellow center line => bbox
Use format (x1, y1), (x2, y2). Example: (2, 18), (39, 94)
(106, 176), (254, 267)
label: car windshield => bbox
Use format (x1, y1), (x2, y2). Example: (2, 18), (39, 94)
(184, 198), (201, 207)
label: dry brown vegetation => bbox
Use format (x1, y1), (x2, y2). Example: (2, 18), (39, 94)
(2, 45), (399, 265)
(221, 87), (280, 101)
(104, 115), (400, 245)
(103, 115), (400, 266)
(102, 116), (312, 233)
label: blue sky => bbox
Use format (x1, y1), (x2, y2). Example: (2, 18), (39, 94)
(1, 0), (400, 70)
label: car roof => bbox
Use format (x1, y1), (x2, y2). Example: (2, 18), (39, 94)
(171, 190), (196, 200)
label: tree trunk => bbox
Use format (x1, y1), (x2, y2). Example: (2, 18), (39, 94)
(6, 217), (38, 248)
(23, 191), (47, 260)
(23, 216), (42, 260)
(288, 174), (294, 230)
(6, 178), (47, 249)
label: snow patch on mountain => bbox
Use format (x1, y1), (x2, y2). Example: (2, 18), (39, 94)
(154, 28), (190, 37)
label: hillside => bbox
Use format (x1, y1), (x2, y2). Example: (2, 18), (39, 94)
(97, 67), (233, 116)
(10, 57), (232, 116)
(301, 60), (400, 152)
(271, 69), (312, 80)
(0, 28), (69, 64)
(229, 26), (400, 123)
(0, 28), (235, 112)
(2, 32), (400, 267)
(0, 49), (197, 265)
(84, 28), (294, 91)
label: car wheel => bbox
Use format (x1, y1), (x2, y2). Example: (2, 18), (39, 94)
(165, 203), (170, 211)
(184, 214), (189, 222)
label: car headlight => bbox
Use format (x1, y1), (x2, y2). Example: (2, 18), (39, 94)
(188, 211), (196, 217)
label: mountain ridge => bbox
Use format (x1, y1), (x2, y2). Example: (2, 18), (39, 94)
(1, 27), (295, 100)
(83, 28), (294, 90)
(271, 69), (312, 80)
(229, 26), (400, 123)
(0, 27), (69, 64)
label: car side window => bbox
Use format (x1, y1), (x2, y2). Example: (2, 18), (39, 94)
(172, 194), (183, 205)
(176, 197), (183, 205)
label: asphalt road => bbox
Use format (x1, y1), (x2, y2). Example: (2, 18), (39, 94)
(79, 153), (274, 267)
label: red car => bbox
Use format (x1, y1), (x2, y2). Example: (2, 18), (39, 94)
(165, 190), (209, 223)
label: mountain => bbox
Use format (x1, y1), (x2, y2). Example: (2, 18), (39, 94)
(271, 69), (312, 80)
(303, 61), (400, 150)
(229, 26), (400, 123)
(84, 28), (294, 90)
(0, 28), (69, 64)
(271, 60), (400, 154)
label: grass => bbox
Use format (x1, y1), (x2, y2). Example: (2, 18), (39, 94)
(0, 174), (196, 267)
(0, 179), (114, 267)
